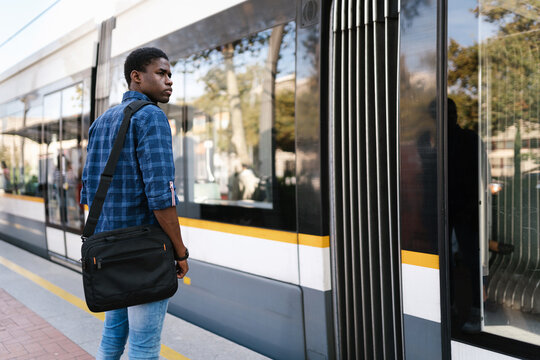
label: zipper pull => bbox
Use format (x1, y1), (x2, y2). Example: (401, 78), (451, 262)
(169, 181), (176, 206)
(97, 259), (102, 270)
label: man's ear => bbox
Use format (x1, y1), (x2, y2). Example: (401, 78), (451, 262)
(130, 70), (142, 85)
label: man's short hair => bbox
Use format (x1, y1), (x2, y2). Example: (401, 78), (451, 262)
(124, 47), (169, 86)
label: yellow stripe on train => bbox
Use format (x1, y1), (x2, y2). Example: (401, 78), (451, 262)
(401, 250), (439, 269)
(178, 217), (329, 248)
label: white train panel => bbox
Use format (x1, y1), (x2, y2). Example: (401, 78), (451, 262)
(65, 232), (82, 261)
(181, 222), (300, 285)
(451, 341), (518, 359)
(46, 226), (65, 256)
(402, 263), (441, 323)
(0, 195), (45, 222)
(298, 244), (331, 291)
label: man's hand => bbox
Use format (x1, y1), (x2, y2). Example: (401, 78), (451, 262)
(153, 206), (189, 279)
(176, 260), (189, 279)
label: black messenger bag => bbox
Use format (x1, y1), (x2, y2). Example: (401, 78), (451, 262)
(81, 100), (178, 312)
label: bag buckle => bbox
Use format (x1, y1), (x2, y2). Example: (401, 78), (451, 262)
(100, 174), (113, 183)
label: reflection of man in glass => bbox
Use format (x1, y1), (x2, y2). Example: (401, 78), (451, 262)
(447, 98), (482, 333)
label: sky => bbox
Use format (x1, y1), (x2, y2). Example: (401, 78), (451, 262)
(0, 0), (129, 75)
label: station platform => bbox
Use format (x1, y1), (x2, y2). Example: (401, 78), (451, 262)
(0, 240), (269, 360)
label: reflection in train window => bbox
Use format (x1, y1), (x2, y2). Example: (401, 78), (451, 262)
(44, 92), (62, 226)
(177, 22), (296, 208)
(448, 0), (540, 346)
(108, 22), (296, 211)
(61, 85), (84, 230)
(43, 84), (84, 231)
(0, 99), (42, 198)
(21, 105), (42, 197)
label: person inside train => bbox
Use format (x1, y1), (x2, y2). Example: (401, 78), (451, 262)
(81, 47), (189, 360)
(238, 163), (260, 200)
(229, 161), (261, 201)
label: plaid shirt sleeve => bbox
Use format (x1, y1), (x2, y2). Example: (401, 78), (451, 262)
(135, 108), (176, 210)
(80, 181), (87, 205)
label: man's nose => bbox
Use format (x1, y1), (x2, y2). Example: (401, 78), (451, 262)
(166, 76), (173, 86)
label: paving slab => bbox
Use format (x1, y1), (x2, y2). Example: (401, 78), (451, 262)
(0, 288), (92, 360)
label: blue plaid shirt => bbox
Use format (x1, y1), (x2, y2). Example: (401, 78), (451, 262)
(81, 91), (178, 233)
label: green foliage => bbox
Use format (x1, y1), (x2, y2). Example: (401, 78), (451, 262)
(192, 63), (266, 151)
(186, 23), (296, 157)
(275, 89), (295, 152)
(448, 2), (539, 136)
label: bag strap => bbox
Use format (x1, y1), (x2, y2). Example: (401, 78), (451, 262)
(82, 100), (154, 239)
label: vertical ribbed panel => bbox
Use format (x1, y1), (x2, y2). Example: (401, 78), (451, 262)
(329, 0), (403, 358)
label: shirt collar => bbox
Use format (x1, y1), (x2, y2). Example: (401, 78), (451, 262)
(122, 91), (153, 103)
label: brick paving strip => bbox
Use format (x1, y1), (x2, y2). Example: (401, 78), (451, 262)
(0, 288), (92, 360)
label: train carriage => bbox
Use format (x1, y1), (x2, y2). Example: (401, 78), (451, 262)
(0, 0), (538, 359)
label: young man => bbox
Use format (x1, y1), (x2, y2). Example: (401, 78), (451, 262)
(81, 47), (188, 360)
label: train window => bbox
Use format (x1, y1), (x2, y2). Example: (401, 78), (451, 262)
(0, 100), (41, 197)
(20, 105), (42, 197)
(448, 0), (540, 347)
(177, 22), (296, 208)
(61, 85), (84, 230)
(44, 92), (63, 226)
(0, 101), (24, 195)
(43, 84), (84, 230)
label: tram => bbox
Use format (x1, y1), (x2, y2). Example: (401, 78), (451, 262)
(0, 0), (538, 359)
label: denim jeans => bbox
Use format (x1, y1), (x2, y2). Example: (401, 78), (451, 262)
(97, 298), (169, 360)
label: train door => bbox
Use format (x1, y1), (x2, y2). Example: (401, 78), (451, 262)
(42, 84), (85, 263)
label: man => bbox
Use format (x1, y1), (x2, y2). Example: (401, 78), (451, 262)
(81, 47), (188, 360)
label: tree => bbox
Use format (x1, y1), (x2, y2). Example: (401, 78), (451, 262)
(185, 23), (295, 176)
(275, 89), (295, 152)
(448, 2), (539, 134)
(258, 25), (285, 179)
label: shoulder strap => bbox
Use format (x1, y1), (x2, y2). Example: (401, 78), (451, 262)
(82, 100), (154, 239)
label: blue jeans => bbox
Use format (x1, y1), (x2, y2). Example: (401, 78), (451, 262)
(97, 298), (169, 360)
